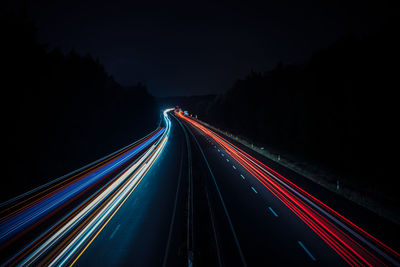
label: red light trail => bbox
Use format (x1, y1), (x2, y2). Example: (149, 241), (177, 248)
(176, 110), (400, 266)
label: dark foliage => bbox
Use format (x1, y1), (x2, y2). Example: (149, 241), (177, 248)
(190, 22), (399, 201)
(0, 12), (158, 201)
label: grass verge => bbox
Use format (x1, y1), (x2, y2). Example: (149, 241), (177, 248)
(198, 119), (399, 225)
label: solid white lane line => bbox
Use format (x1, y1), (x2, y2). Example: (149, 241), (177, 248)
(185, 125), (247, 267)
(162, 151), (184, 267)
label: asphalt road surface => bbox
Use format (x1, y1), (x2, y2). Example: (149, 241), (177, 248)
(1, 109), (399, 266)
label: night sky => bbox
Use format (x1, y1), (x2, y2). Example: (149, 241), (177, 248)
(21, 0), (393, 96)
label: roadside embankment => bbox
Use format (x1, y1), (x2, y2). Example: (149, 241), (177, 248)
(197, 119), (400, 225)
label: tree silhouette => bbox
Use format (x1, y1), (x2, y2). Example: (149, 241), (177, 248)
(1, 11), (158, 201)
(186, 20), (400, 204)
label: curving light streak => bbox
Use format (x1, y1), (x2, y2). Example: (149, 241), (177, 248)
(53, 133), (169, 266)
(1, 109), (174, 266)
(177, 110), (400, 266)
(0, 130), (164, 244)
(1, 130), (162, 265)
(49, 108), (172, 266)
(0, 130), (157, 224)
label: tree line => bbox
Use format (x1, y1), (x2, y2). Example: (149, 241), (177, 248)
(188, 21), (399, 203)
(1, 11), (158, 201)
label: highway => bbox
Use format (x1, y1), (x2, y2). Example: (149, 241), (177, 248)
(0, 110), (173, 266)
(1, 108), (399, 266)
(173, 110), (400, 266)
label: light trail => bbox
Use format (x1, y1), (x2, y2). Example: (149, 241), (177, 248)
(0, 108), (174, 266)
(0, 130), (164, 243)
(176, 110), (400, 266)
(0, 128), (160, 219)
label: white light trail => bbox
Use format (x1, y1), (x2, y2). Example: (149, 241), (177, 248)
(17, 109), (174, 266)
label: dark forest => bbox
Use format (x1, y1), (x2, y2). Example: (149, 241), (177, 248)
(1, 12), (158, 201)
(179, 20), (400, 209)
(1, 2), (400, 265)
